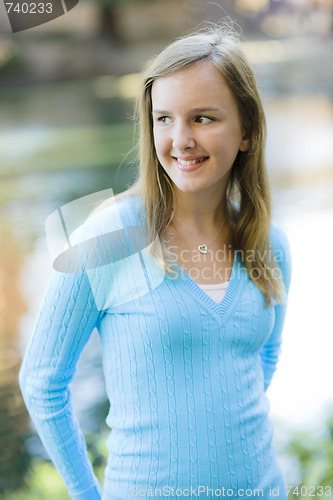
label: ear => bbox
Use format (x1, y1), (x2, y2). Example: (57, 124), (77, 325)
(239, 133), (250, 152)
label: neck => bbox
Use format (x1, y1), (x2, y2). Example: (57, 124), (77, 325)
(173, 189), (227, 228)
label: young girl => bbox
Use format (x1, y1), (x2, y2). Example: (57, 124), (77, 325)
(19, 24), (291, 499)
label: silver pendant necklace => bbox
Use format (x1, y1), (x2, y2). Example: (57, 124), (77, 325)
(174, 215), (225, 254)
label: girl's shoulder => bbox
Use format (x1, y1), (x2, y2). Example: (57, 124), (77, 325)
(89, 189), (143, 222)
(72, 191), (144, 243)
(59, 191), (145, 277)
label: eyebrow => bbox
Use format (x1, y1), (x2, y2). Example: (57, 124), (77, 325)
(152, 107), (221, 115)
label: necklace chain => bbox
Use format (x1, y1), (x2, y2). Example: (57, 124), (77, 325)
(173, 215), (225, 254)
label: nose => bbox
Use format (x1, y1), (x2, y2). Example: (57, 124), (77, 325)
(171, 121), (195, 151)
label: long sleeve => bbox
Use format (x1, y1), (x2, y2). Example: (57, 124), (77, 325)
(19, 265), (103, 500)
(260, 224), (292, 391)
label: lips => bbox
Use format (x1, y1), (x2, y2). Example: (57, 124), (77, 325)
(174, 156), (209, 171)
(177, 157), (207, 166)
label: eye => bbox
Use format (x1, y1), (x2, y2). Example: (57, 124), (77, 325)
(195, 116), (214, 124)
(157, 116), (171, 124)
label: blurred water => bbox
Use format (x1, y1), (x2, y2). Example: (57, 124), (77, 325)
(266, 97), (333, 176)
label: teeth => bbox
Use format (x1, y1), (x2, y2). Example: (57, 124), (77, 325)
(177, 157), (206, 166)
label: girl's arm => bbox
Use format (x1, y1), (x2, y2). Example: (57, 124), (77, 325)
(19, 265), (103, 500)
(260, 225), (292, 391)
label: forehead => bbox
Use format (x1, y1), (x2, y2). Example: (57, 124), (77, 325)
(151, 61), (236, 110)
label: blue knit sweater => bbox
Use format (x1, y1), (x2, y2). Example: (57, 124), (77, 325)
(19, 194), (291, 499)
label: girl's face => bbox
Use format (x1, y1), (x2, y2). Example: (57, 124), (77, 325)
(151, 61), (249, 200)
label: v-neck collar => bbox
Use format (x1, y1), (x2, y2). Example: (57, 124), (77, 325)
(134, 197), (243, 323)
(174, 253), (243, 325)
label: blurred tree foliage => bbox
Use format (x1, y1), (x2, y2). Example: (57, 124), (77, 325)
(0, 432), (107, 500)
(283, 412), (333, 493)
(0, 385), (30, 492)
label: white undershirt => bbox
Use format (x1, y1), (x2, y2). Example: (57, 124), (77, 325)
(197, 281), (229, 303)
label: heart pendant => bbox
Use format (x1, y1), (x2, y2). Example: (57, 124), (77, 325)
(198, 244), (208, 254)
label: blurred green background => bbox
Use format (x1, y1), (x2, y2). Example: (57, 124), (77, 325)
(0, 0), (333, 498)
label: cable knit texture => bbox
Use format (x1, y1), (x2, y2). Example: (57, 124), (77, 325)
(19, 195), (291, 499)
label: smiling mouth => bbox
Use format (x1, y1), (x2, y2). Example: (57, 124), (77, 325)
(175, 157), (208, 166)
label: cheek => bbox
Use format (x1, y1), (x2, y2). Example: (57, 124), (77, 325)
(210, 127), (242, 156)
(153, 128), (170, 156)
(204, 132), (224, 154)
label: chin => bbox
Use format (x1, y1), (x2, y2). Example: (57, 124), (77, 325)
(175, 184), (207, 195)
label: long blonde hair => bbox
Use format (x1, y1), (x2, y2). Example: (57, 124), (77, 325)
(132, 23), (284, 305)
